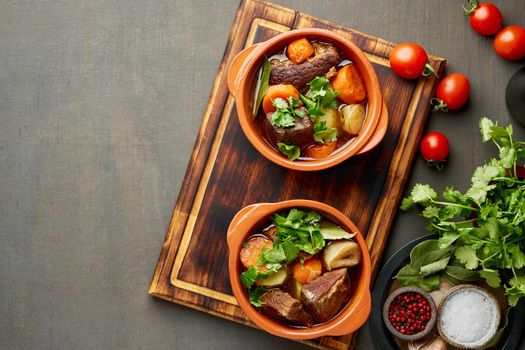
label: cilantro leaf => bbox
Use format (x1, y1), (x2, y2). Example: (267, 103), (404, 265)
(271, 97), (305, 128)
(313, 121), (337, 143)
(438, 232), (460, 249)
(277, 143), (300, 161)
(479, 269), (501, 288)
(248, 286), (267, 307)
(300, 76), (339, 121)
(506, 275), (525, 307)
(480, 117), (494, 142)
(411, 184), (438, 204)
(261, 244), (286, 264)
(455, 245), (479, 270)
(240, 266), (258, 289)
(499, 146), (516, 169)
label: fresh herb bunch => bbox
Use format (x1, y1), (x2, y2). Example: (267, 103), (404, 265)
(240, 208), (355, 306)
(397, 118), (525, 307)
(300, 77), (339, 122)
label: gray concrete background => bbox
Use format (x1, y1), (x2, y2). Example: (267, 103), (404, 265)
(1, 0), (524, 349)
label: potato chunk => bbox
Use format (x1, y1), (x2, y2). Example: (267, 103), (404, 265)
(322, 240), (361, 271)
(341, 104), (365, 135)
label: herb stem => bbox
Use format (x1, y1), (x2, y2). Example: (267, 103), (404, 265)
(432, 200), (476, 211)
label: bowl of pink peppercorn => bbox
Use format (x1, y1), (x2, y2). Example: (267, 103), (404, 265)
(382, 286), (437, 341)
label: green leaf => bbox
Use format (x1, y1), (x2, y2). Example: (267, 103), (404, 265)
(261, 244), (286, 263)
(313, 121), (337, 143)
(277, 143), (300, 161)
(455, 245), (479, 270)
(420, 256), (451, 277)
(253, 57), (271, 116)
(394, 264), (441, 292)
(508, 244), (525, 269)
(417, 274), (441, 291)
(400, 197), (415, 211)
(304, 210), (321, 224)
(438, 232), (460, 249)
(421, 206), (440, 220)
(240, 266), (258, 289)
(311, 231), (325, 252)
(319, 222), (356, 240)
(271, 97), (306, 128)
(248, 286), (267, 307)
(281, 241), (300, 262)
(505, 275), (525, 307)
(479, 269), (501, 288)
(411, 184), (438, 204)
(499, 146), (517, 169)
(480, 117), (494, 142)
(301, 76), (339, 121)
(444, 265), (481, 284)
(483, 217), (500, 240)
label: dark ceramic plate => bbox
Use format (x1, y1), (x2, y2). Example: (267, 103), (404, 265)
(369, 234), (525, 350)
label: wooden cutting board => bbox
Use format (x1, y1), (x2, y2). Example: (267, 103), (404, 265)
(148, 0), (446, 349)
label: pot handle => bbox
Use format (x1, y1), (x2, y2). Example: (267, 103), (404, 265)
(227, 44), (259, 98)
(356, 101), (388, 155)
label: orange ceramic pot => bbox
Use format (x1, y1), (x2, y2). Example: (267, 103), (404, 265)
(227, 28), (388, 171)
(227, 200), (372, 339)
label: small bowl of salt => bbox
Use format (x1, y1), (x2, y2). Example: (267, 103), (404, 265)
(437, 284), (501, 349)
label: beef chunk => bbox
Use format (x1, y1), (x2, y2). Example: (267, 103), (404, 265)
(263, 109), (313, 149)
(269, 43), (341, 90)
(301, 268), (351, 323)
(260, 289), (313, 327)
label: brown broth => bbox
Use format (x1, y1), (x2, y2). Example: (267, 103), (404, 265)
(251, 40), (368, 160)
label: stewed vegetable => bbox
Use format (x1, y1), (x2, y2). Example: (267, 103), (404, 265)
(253, 37), (368, 161)
(239, 208), (362, 327)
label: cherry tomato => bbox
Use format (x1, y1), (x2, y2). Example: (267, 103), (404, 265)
(494, 25), (525, 61)
(465, 2), (503, 35)
(421, 132), (450, 171)
(432, 73), (470, 112)
(389, 43), (434, 79)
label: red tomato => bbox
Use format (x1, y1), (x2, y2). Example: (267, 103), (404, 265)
(421, 132), (450, 162)
(467, 2), (503, 35)
(494, 25), (525, 61)
(433, 73), (470, 111)
(389, 43), (432, 79)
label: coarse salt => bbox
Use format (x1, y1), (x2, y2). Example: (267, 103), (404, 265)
(439, 288), (499, 348)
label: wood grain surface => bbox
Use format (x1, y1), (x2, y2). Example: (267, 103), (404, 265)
(1, 0), (524, 349)
(148, 1), (445, 349)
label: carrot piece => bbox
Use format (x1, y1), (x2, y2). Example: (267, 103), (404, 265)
(305, 142), (337, 159)
(240, 236), (273, 271)
(331, 64), (366, 104)
(262, 84), (301, 113)
(293, 258), (323, 284)
(287, 38), (315, 64)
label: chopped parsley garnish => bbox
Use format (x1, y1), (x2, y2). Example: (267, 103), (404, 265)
(277, 143), (300, 161)
(271, 97), (304, 128)
(313, 121), (337, 143)
(248, 286), (267, 307)
(300, 76), (339, 122)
